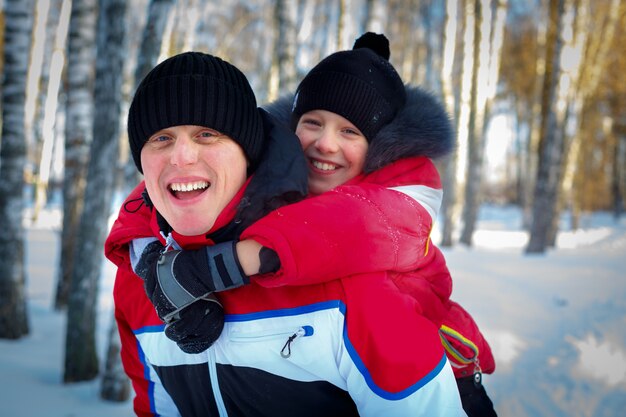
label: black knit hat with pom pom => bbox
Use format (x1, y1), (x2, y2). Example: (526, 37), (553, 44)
(291, 32), (406, 141)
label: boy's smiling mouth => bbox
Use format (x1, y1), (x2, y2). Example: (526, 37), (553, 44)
(311, 159), (339, 171)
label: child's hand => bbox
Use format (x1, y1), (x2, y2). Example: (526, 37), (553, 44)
(137, 241), (248, 352)
(163, 295), (224, 354)
(144, 241), (248, 324)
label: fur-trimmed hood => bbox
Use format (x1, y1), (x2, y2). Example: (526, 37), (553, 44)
(262, 85), (455, 173)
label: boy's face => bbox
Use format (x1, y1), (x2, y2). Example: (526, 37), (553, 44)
(141, 125), (248, 236)
(296, 110), (368, 195)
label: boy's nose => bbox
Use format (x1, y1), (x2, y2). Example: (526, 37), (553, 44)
(314, 131), (339, 153)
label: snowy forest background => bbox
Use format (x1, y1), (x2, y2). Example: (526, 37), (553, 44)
(0, 0), (624, 416)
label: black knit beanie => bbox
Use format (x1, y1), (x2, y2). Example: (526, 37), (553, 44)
(291, 32), (406, 141)
(128, 51), (264, 173)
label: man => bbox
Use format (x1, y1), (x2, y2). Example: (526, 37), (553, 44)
(105, 51), (465, 416)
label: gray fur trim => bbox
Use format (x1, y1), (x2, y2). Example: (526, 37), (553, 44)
(364, 86), (454, 172)
(262, 86), (455, 174)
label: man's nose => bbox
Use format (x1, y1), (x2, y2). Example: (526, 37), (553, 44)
(170, 136), (198, 166)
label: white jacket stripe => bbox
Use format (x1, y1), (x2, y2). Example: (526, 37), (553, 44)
(388, 184), (443, 223)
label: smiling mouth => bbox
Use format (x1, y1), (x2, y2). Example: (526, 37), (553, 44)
(168, 181), (210, 199)
(311, 159), (339, 171)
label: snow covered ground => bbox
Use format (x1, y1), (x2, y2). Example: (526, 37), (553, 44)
(1, 205), (624, 417)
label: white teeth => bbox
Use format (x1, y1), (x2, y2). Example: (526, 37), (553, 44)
(312, 160), (338, 171)
(169, 181), (209, 192)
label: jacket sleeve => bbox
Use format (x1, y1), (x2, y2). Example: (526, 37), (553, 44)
(115, 298), (154, 416)
(338, 274), (466, 416)
(107, 182), (181, 416)
(114, 266), (181, 417)
(390, 244), (453, 325)
(241, 157), (443, 287)
(346, 356), (466, 417)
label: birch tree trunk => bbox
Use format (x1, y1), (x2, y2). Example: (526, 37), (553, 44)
(419, 0), (438, 89)
(526, 0), (566, 254)
(547, 0), (590, 242)
(459, 0), (508, 246)
(439, 0), (462, 247)
(268, 0), (298, 101)
(55, 0), (98, 310)
(612, 120), (626, 219)
(133, 0), (176, 97)
(294, 0), (319, 78)
(64, 0), (127, 382)
(32, 0), (71, 221)
(363, 0), (388, 32)
(0, 0), (35, 340)
(609, 3), (626, 218)
(322, 0), (341, 55)
(32, 0), (64, 149)
(100, 312), (129, 400)
(123, 0), (176, 190)
(25, 0), (53, 167)
(557, 0), (620, 235)
(457, 0), (482, 245)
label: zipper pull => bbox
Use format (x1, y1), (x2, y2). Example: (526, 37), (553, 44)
(162, 232), (182, 251)
(280, 326), (313, 358)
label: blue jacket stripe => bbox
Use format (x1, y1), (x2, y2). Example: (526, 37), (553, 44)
(133, 324), (166, 334)
(224, 300), (344, 321)
(343, 324), (449, 400)
(135, 338), (157, 414)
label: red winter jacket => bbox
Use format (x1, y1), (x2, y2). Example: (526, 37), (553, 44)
(105, 180), (465, 416)
(242, 156), (495, 377)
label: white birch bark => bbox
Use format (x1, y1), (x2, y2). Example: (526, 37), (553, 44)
(526, 0), (566, 254)
(0, 0), (35, 340)
(32, 0), (72, 221)
(64, 0), (128, 382)
(55, 0), (98, 309)
(439, 0), (461, 246)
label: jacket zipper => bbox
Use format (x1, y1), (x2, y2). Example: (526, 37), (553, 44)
(208, 346), (228, 416)
(228, 325), (314, 358)
(280, 326), (314, 358)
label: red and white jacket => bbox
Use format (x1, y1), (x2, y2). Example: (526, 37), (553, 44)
(242, 156), (495, 378)
(105, 180), (465, 417)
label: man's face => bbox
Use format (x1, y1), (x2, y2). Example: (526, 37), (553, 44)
(141, 125), (248, 236)
(296, 110), (369, 195)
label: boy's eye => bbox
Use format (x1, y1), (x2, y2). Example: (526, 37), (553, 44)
(302, 118), (321, 127)
(342, 127), (364, 139)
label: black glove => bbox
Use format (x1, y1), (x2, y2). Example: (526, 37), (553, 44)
(144, 241), (248, 323)
(138, 240), (248, 352)
(163, 295), (225, 354)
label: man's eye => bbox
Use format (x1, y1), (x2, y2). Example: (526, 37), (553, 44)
(197, 130), (220, 143)
(149, 135), (171, 143)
